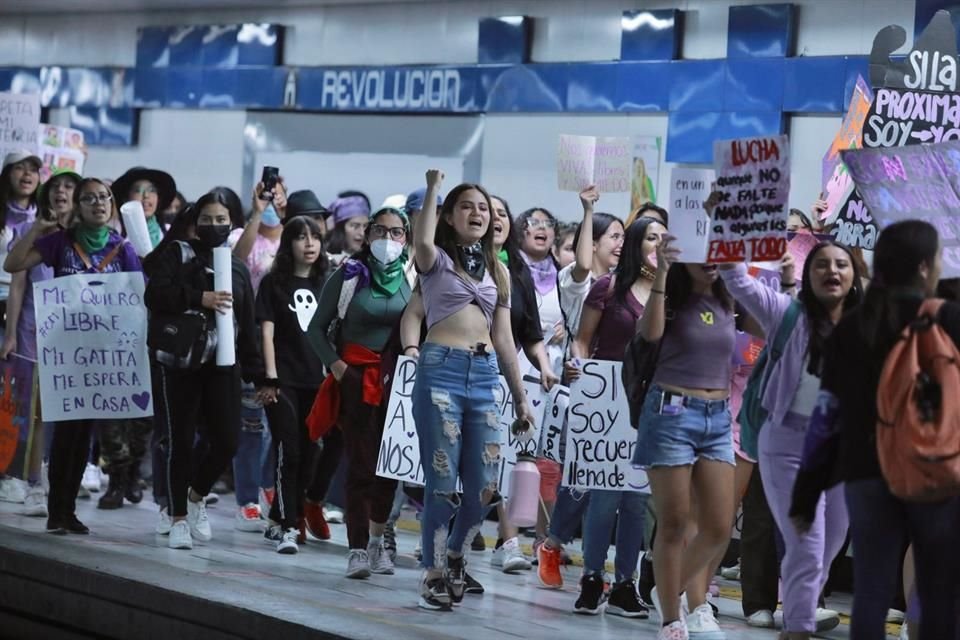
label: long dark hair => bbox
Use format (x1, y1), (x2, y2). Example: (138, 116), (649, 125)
(798, 241), (864, 375)
(0, 162), (39, 232)
(570, 212), (622, 255)
(142, 204), (198, 276)
(191, 187), (244, 230)
(271, 215), (328, 289)
(858, 220), (940, 352)
(613, 216), (664, 305)
(664, 263), (734, 314)
(435, 183), (509, 304)
(515, 206), (560, 268)
(491, 194), (523, 268)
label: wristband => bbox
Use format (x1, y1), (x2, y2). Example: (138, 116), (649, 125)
(262, 378), (281, 388)
(781, 281), (797, 289)
(651, 288), (666, 295)
(403, 345), (419, 354)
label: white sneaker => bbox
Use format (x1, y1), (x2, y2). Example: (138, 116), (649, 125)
(492, 537), (532, 573)
(21, 485), (47, 517)
(186, 495), (212, 541)
(900, 622), (910, 640)
(156, 507), (173, 535)
(651, 586), (690, 624)
(169, 520), (193, 550)
(686, 603), (725, 639)
(277, 528), (299, 555)
(657, 619), (689, 640)
(368, 540), (395, 575)
(414, 539), (422, 561)
(81, 463), (101, 493)
(324, 505), (344, 524)
(814, 607), (841, 632)
(77, 484), (90, 499)
(745, 610), (775, 628)
(41, 462), (49, 493)
(720, 562), (740, 580)
(346, 549), (371, 579)
(887, 608), (906, 624)
(0, 476), (26, 503)
(234, 503), (266, 532)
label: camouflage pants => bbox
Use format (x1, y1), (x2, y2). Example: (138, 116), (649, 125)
(98, 418), (151, 477)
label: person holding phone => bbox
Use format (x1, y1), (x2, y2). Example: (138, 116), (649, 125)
(232, 167), (288, 291)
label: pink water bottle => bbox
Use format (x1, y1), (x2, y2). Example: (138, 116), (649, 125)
(507, 453), (541, 528)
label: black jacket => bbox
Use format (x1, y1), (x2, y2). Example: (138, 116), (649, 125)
(144, 240), (263, 383)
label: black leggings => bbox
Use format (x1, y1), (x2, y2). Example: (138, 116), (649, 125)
(155, 364), (241, 518)
(47, 420), (98, 519)
(264, 386), (317, 529)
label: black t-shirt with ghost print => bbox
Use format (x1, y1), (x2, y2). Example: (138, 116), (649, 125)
(255, 272), (326, 389)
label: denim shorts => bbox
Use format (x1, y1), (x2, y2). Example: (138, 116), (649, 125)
(632, 384), (735, 468)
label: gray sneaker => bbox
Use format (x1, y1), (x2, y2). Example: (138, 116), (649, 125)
(346, 549), (371, 579)
(368, 541), (395, 575)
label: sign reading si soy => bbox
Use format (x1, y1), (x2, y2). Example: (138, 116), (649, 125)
(35, 273), (152, 421)
(564, 359), (649, 493)
(709, 135), (790, 263)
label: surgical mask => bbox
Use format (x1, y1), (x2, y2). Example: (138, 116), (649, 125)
(370, 239), (405, 265)
(196, 224), (232, 248)
(261, 203), (281, 228)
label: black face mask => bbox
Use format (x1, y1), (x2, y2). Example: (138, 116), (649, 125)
(196, 224), (232, 248)
(457, 242), (485, 281)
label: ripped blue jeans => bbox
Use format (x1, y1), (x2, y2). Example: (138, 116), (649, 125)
(412, 343), (502, 570)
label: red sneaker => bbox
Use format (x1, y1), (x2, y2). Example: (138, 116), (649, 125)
(303, 500), (331, 540)
(537, 542), (564, 589)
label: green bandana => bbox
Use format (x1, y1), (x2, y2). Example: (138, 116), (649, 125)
(146, 215), (163, 248)
(75, 224), (110, 254)
(497, 249), (509, 265)
(369, 247), (409, 298)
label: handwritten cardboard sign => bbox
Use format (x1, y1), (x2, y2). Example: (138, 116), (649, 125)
(709, 135), (791, 263)
(538, 384), (569, 464)
(631, 136), (662, 209)
(376, 356), (547, 498)
(823, 76), (874, 190)
(0, 92), (40, 161)
(864, 88), (960, 149)
(564, 360), (649, 493)
(869, 10), (957, 94)
(669, 167), (714, 263)
(34, 273), (153, 421)
(0, 358), (34, 475)
(39, 124), (85, 182)
(841, 141), (960, 276)
(558, 135), (631, 193)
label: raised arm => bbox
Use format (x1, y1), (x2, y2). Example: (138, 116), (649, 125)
(413, 170), (444, 273)
(4, 219), (55, 273)
(571, 185), (598, 283)
(719, 261), (793, 336)
(637, 234), (680, 341)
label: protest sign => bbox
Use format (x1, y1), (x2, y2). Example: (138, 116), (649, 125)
(0, 92), (40, 161)
(822, 76), (873, 189)
(841, 141), (960, 275)
(0, 357), (35, 476)
(494, 375), (547, 497)
(564, 360), (649, 493)
(377, 356), (423, 484)
(669, 167), (714, 263)
(538, 384), (570, 464)
(631, 136), (662, 209)
(34, 273), (153, 421)
(787, 233), (821, 274)
(709, 135), (791, 263)
(733, 330), (764, 368)
(863, 88), (960, 149)
(39, 124), (85, 182)
(558, 135), (631, 193)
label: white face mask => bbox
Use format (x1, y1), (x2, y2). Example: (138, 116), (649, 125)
(370, 239), (405, 264)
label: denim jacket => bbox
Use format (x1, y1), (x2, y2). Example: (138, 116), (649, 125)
(720, 263), (809, 428)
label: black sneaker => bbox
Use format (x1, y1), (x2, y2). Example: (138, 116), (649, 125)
(638, 553), (655, 607)
(445, 555), (467, 603)
(264, 524), (283, 543)
(470, 531), (486, 551)
(63, 514), (89, 534)
(464, 571), (484, 595)
(46, 517), (67, 535)
(574, 574), (605, 615)
(607, 580), (650, 618)
(419, 576), (452, 611)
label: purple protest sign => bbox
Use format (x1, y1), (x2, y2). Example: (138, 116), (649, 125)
(822, 75), (873, 190)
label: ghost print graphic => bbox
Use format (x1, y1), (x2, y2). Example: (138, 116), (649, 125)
(289, 289), (318, 331)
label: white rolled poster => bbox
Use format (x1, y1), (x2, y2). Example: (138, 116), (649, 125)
(119, 201), (154, 257)
(212, 247), (236, 366)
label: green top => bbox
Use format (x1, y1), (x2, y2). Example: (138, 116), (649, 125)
(308, 263), (413, 367)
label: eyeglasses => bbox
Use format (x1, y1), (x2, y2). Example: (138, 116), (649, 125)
(79, 193), (113, 205)
(526, 218), (556, 230)
(133, 186), (158, 197)
(370, 224), (406, 241)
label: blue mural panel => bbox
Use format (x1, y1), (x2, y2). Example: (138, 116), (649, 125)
(669, 59), (725, 112)
(724, 58), (784, 110)
(616, 61), (671, 112)
(727, 3), (796, 58)
(782, 56), (846, 112)
(620, 9), (681, 61)
(237, 24), (283, 66)
(478, 16), (531, 65)
(201, 25), (240, 68)
(843, 56), (871, 110)
(69, 106), (137, 147)
(165, 67), (204, 107)
(133, 67), (166, 107)
(483, 64), (566, 113)
(168, 26), (206, 67)
(914, 0), (960, 43)
(136, 27), (173, 68)
(566, 62), (619, 112)
(666, 110), (783, 163)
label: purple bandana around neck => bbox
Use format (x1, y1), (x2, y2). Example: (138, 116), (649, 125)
(6, 201), (36, 227)
(328, 196), (371, 225)
(342, 258), (371, 289)
(523, 253), (558, 296)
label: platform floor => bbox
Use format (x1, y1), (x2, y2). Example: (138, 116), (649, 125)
(0, 491), (892, 640)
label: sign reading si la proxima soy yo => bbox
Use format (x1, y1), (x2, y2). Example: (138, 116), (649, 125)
(35, 273), (153, 421)
(709, 135), (791, 263)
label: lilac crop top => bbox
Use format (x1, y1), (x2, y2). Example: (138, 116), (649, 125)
(652, 293), (736, 390)
(420, 249), (502, 330)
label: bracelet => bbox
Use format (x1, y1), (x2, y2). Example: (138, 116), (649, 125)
(651, 288), (665, 295)
(403, 345), (419, 354)
(781, 281), (797, 289)
(262, 378), (281, 388)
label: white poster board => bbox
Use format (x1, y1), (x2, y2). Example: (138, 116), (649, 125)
(669, 167), (714, 263)
(35, 273), (153, 421)
(0, 92), (40, 161)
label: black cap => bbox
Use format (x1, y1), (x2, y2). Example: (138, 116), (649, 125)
(112, 167), (177, 213)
